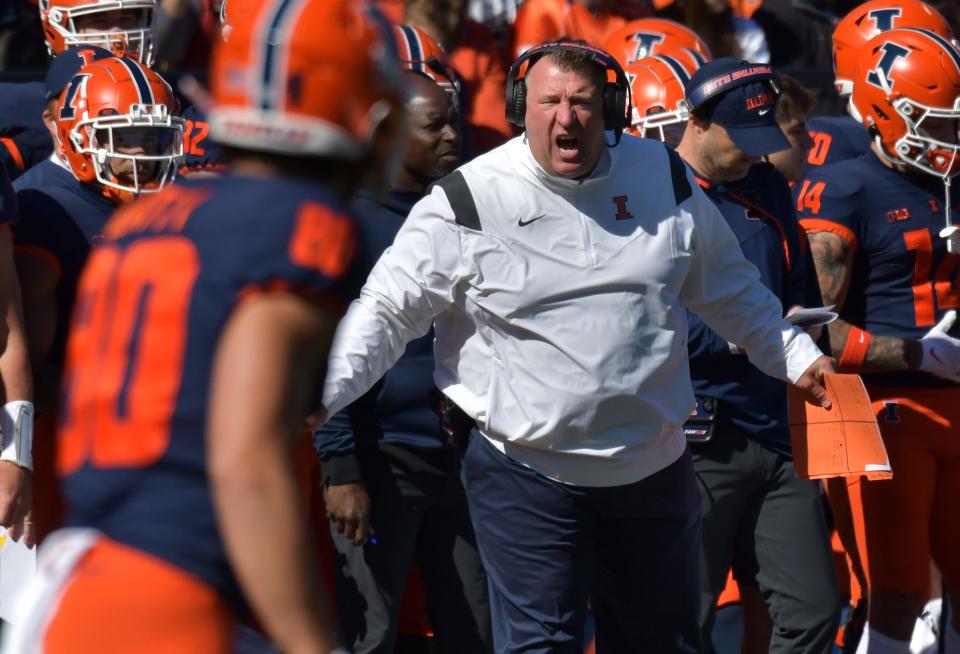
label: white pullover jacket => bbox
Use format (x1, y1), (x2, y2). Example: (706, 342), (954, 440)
(323, 135), (823, 486)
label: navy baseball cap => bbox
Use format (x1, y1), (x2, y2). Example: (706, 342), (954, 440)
(684, 58), (789, 157)
(45, 46), (114, 101)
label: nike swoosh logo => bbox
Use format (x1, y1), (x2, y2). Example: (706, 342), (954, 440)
(758, 107), (770, 116)
(518, 216), (545, 227)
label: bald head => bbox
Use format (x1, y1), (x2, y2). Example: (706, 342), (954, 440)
(395, 72), (461, 193)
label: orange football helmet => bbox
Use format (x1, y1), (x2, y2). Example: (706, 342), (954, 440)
(39, 0), (157, 66)
(604, 19), (712, 69)
(209, 0), (404, 161)
(56, 56), (183, 203)
(394, 24), (460, 100)
(852, 28), (960, 179)
(627, 53), (701, 145)
(833, 0), (954, 97)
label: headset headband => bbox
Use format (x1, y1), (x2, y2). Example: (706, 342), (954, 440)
(508, 41), (628, 87)
(505, 40), (632, 134)
(685, 63), (777, 112)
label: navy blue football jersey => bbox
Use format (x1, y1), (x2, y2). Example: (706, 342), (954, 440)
(796, 154), (960, 385)
(0, 82), (52, 179)
(804, 114), (871, 174)
(58, 174), (363, 612)
(179, 105), (224, 175)
(687, 163), (812, 453)
(13, 178), (116, 365)
(13, 157), (76, 193)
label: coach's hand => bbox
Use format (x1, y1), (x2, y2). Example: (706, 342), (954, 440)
(305, 405), (330, 430)
(794, 355), (836, 409)
(325, 483), (373, 546)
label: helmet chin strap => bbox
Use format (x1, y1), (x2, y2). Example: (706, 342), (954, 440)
(941, 175), (959, 252)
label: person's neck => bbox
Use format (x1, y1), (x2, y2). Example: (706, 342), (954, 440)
(675, 138), (716, 182)
(391, 172), (427, 196)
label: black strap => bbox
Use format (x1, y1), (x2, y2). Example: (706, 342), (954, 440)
(666, 147), (692, 205)
(432, 170), (481, 231)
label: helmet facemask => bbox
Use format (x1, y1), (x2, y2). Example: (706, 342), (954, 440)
(633, 105), (688, 147)
(44, 1), (156, 66)
(890, 96), (960, 179)
(71, 103), (183, 203)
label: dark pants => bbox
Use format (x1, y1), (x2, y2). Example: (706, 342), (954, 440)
(330, 445), (492, 654)
(461, 433), (702, 654)
(693, 425), (841, 654)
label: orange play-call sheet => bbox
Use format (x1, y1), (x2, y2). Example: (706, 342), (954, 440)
(788, 374), (892, 480)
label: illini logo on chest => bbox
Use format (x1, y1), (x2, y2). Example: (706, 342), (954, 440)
(613, 195), (634, 220)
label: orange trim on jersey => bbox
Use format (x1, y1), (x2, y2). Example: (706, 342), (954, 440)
(0, 137), (25, 171)
(838, 326), (872, 373)
(799, 218), (860, 252)
(14, 244), (63, 283)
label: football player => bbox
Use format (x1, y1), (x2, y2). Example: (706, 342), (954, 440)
(804, 0), (954, 173)
(0, 163), (35, 548)
(767, 73), (816, 184)
(13, 45), (114, 193)
(624, 52), (703, 146)
(797, 27), (960, 654)
(0, 0), (157, 181)
(12, 55), (182, 539)
(2, 0), (405, 652)
(394, 23), (461, 104)
(603, 17), (712, 67)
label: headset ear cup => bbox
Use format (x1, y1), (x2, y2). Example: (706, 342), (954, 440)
(603, 82), (627, 131)
(513, 79), (527, 127)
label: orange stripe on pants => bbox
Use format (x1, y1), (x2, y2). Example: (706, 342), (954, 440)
(44, 538), (235, 653)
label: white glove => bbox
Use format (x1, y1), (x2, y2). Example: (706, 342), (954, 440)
(919, 310), (960, 382)
(941, 225), (960, 253)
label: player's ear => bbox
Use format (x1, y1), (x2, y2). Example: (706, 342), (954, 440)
(51, 125), (67, 162)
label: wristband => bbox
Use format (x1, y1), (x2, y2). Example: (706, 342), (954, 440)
(838, 326), (872, 373)
(0, 400), (34, 471)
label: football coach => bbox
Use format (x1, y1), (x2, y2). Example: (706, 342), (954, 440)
(318, 40), (836, 654)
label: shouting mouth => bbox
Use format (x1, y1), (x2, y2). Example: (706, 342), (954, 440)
(556, 136), (579, 154)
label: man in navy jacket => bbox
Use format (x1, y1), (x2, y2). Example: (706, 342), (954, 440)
(675, 58), (842, 654)
(313, 72), (491, 654)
